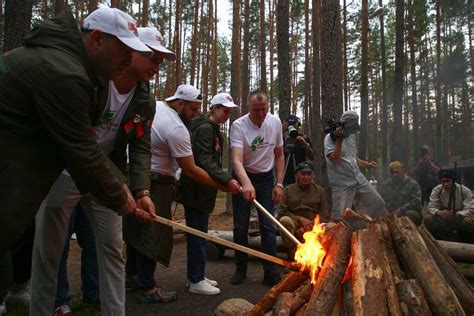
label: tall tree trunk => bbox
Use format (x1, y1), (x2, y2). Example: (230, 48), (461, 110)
(435, 0), (442, 159)
(260, 0), (267, 93)
(269, 0), (275, 113)
(241, 0), (250, 114)
(311, 0), (323, 183)
(88, 0), (98, 14)
(54, 0), (66, 14)
(391, 0), (404, 162)
(320, 0), (343, 122)
(343, 0), (349, 111)
(379, 0), (388, 179)
(3, 0), (33, 53)
(174, 1), (182, 88)
(165, 0), (174, 96)
(190, 0), (199, 85)
(196, 0), (204, 90)
(110, 0), (120, 8)
(359, 0), (369, 160)
(0, 0), (4, 53)
(226, 0), (241, 214)
(141, 0), (148, 26)
(276, 0), (290, 121)
(303, 0), (311, 137)
(42, 0), (49, 19)
(407, 0), (419, 164)
(210, 0), (217, 96)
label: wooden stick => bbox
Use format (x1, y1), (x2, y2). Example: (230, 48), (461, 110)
(252, 199), (302, 246)
(152, 215), (295, 269)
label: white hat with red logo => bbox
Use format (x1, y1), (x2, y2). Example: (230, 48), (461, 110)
(137, 27), (176, 61)
(82, 7), (152, 55)
(210, 93), (238, 108)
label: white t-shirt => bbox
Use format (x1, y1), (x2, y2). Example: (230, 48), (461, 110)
(230, 113), (283, 173)
(94, 81), (136, 155)
(63, 81), (135, 176)
(151, 101), (193, 176)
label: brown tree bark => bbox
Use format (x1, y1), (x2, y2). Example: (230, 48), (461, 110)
(342, 0), (349, 111)
(248, 272), (308, 316)
(396, 280), (432, 316)
(189, 0), (199, 85)
(358, 0), (369, 160)
(88, 0), (98, 14)
(289, 281), (313, 314)
(407, 0), (419, 162)
(110, 0), (120, 8)
(303, 223), (351, 315)
(391, 0), (404, 162)
(210, 0), (217, 96)
(379, 0), (388, 178)
(141, 0), (148, 26)
(341, 280), (354, 316)
(419, 226), (474, 314)
(276, 0), (290, 121)
(303, 0), (311, 137)
(272, 293), (294, 316)
(388, 216), (465, 315)
(174, 0), (182, 88)
(259, 0), (267, 93)
(434, 1), (443, 158)
(241, 0), (250, 114)
(3, 0), (33, 53)
(0, 0), (3, 53)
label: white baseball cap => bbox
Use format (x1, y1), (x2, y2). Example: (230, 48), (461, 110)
(210, 93), (238, 108)
(137, 27), (176, 61)
(82, 7), (152, 55)
(165, 84), (202, 103)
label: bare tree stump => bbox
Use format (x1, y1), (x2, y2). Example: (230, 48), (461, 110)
(247, 271), (308, 316)
(396, 279), (432, 316)
(418, 225), (474, 315)
(388, 216), (465, 315)
(272, 292), (294, 316)
(302, 222), (352, 315)
(352, 224), (389, 316)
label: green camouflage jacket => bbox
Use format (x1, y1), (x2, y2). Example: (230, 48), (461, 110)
(379, 176), (422, 214)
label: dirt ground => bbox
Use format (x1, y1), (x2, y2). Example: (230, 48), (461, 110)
(66, 194), (287, 316)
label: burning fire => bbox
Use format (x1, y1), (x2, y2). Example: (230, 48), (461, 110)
(294, 216), (327, 284)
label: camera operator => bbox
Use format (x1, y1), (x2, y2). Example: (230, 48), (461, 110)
(324, 110), (386, 220)
(409, 145), (441, 205)
(282, 115), (314, 186)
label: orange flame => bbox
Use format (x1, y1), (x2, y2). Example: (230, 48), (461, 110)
(294, 216), (327, 284)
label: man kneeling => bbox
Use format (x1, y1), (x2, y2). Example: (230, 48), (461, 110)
(424, 169), (474, 243)
(277, 162), (329, 259)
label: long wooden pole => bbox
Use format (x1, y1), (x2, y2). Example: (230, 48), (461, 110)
(252, 199), (302, 246)
(152, 215), (296, 269)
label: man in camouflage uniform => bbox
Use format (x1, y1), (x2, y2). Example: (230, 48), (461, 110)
(378, 161), (422, 225)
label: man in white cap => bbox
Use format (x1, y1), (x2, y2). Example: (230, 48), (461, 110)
(179, 93), (240, 295)
(324, 110), (386, 220)
(125, 86), (241, 303)
(30, 22), (170, 316)
(0, 6), (153, 314)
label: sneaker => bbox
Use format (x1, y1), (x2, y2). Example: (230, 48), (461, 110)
(188, 280), (220, 295)
(5, 289), (30, 305)
(53, 304), (74, 316)
(0, 301), (6, 314)
(262, 271), (281, 287)
(136, 287), (177, 304)
(185, 277), (218, 288)
(230, 270), (247, 285)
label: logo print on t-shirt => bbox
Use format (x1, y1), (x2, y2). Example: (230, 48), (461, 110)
(251, 135), (264, 151)
(100, 111), (116, 123)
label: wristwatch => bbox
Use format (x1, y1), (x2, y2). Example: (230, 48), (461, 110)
(275, 183), (284, 189)
(135, 189), (151, 199)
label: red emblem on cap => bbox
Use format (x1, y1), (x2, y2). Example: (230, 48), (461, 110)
(128, 22), (138, 35)
(155, 35), (163, 43)
(226, 95), (233, 102)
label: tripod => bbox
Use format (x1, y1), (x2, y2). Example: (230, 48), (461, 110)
(283, 141), (297, 185)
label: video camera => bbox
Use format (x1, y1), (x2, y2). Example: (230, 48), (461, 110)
(285, 115), (301, 139)
(324, 118), (345, 140)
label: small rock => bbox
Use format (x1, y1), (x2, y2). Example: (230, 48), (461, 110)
(214, 298), (254, 316)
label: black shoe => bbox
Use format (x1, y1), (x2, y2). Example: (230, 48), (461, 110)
(231, 270), (247, 285)
(262, 271), (281, 287)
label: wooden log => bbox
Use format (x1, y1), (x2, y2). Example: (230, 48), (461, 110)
(418, 225), (474, 315)
(272, 292), (294, 316)
(247, 271), (308, 316)
(437, 240), (474, 264)
(341, 209), (369, 231)
(341, 280), (354, 316)
(294, 304), (307, 316)
(351, 224), (389, 316)
(302, 222), (352, 316)
(396, 279), (432, 316)
(388, 216), (465, 315)
(379, 219), (404, 281)
(289, 281), (313, 315)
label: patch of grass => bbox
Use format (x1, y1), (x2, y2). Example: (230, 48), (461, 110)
(3, 299), (100, 316)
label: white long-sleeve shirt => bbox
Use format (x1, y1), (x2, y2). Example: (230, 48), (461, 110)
(427, 183), (473, 217)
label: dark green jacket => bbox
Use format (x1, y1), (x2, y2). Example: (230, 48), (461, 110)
(107, 82), (154, 193)
(179, 115), (231, 211)
(378, 175), (422, 214)
(0, 8), (126, 252)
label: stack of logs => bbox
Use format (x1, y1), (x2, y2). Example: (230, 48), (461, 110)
(247, 210), (474, 316)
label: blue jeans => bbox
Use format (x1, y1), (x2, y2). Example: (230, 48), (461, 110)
(55, 204), (99, 307)
(232, 171), (277, 273)
(125, 246), (156, 291)
(185, 208), (210, 284)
